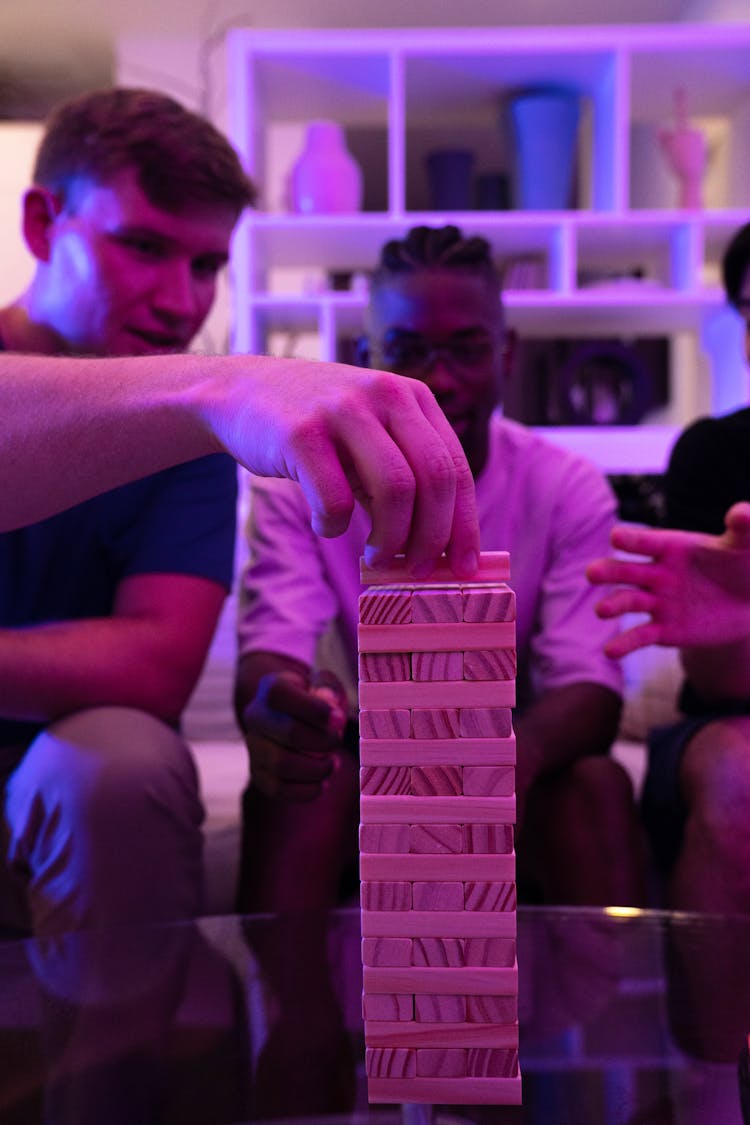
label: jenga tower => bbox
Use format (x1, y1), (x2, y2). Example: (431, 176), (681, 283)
(357, 552), (521, 1106)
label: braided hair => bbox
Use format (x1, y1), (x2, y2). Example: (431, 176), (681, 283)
(371, 225), (500, 294)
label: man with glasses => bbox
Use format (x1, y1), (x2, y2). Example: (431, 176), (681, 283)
(235, 225), (644, 912)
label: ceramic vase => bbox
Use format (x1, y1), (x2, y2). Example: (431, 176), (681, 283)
(507, 86), (580, 210)
(424, 148), (475, 210)
(286, 120), (363, 214)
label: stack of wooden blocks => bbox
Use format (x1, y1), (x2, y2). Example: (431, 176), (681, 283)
(357, 552), (521, 1106)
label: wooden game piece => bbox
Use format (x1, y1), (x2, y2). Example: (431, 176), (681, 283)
(360, 881), (411, 911)
(360, 795), (516, 823)
(463, 648), (516, 681)
(411, 588), (463, 623)
(366, 1047), (416, 1078)
(366, 1076), (522, 1105)
(464, 882), (517, 912)
(412, 650), (464, 680)
(463, 823), (515, 854)
(362, 937), (413, 967)
(412, 936), (464, 967)
(359, 823), (410, 852)
(361, 910), (516, 939)
(364, 966), (518, 995)
(411, 881), (464, 912)
(459, 707), (513, 738)
(359, 854), (516, 882)
(359, 678), (515, 709)
(360, 765), (411, 796)
(360, 735), (516, 767)
(410, 708), (460, 739)
(365, 1021), (520, 1049)
(462, 765), (516, 797)
(359, 588), (412, 624)
(359, 552), (510, 584)
(410, 765), (462, 796)
(462, 585), (516, 622)
(358, 620), (515, 653)
(416, 1048), (468, 1077)
(414, 994), (467, 1023)
(359, 709), (410, 738)
(359, 651), (411, 681)
(463, 937), (517, 967)
(408, 823), (463, 853)
(362, 993), (413, 1021)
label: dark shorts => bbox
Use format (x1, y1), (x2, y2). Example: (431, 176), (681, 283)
(642, 714), (723, 874)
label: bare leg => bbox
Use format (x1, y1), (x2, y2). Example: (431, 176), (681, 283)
(236, 749), (359, 913)
(519, 756), (648, 907)
(668, 717), (750, 912)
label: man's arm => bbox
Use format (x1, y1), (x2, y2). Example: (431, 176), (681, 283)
(587, 503), (750, 698)
(0, 352), (479, 578)
(0, 573), (224, 725)
(234, 651), (346, 800)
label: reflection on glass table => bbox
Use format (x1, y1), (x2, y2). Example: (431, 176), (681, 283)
(0, 906), (748, 1125)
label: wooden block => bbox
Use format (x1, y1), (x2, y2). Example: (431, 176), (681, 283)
(364, 966), (518, 996)
(462, 585), (516, 622)
(365, 1047), (416, 1078)
(411, 881), (464, 911)
(357, 621), (515, 654)
(466, 1047), (519, 1078)
(359, 651), (411, 682)
(412, 650), (463, 681)
(409, 824), (462, 853)
(412, 936), (464, 967)
(360, 796), (516, 824)
(360, 854), (516, 882)
(463, 937), (516, 967)
(359, 823), (410, 853)
(360, 552), (510, 585)
(416, 1048), (467, 1078)
(466, 995), (518, 1024)
(360, 881), (411, 911)
(463, 765), (515, 797)
(414, 993), (467, 1023)
(360, 736), (516, 767)
(361, 910), (516, 939)
(411, 588), (462, 623)
(411, 765), (462, 796)
(362, 937), (413, 967)
(463, 648), (516, 681)
(366, 1075), (522, 1106)
(411, 708), (460, 739)
(464, 882), (517, 912)
(362, 993), (413, 1021)
(359, 679), (514, 709)
(459, 707), (513, 738)
(360, 765), (411, 796)
(463, 823), (515, 854)
(359, 588), (412, 625)
(365, 1021), (520, 1049)
(359, 709), (410, 738)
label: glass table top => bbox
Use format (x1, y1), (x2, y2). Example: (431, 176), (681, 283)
(0, 905), (748, 1124)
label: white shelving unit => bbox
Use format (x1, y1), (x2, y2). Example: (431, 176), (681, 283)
(226, 23), (750, 473)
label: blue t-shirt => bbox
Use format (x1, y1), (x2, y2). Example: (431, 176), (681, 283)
(0, 452), (237, 748)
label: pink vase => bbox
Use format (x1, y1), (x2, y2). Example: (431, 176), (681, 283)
(286, 120), (363, 214)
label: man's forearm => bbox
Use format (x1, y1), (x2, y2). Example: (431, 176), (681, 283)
(0, 618), (201, 724)
(0, 353), (223, 531)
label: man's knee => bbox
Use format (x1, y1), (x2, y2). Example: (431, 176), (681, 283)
(10, 706), (202, 827)
(682, 718), (750, 841)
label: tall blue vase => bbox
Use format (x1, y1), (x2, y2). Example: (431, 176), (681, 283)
(507, 87), (580, 210)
